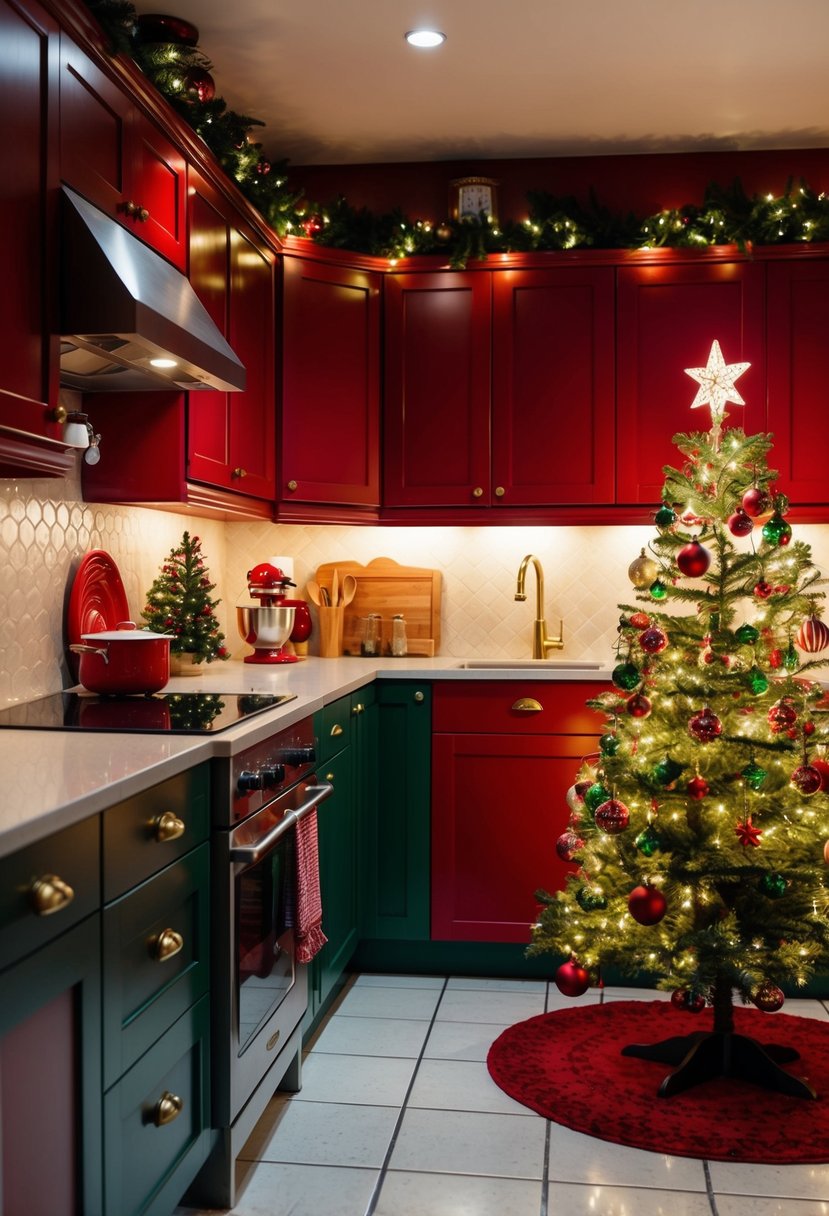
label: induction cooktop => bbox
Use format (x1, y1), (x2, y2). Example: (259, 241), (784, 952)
(0, 691), (296, 734)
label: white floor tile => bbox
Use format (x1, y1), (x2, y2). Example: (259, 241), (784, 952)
(389, 1107), (547, 1179)
(240, 1099), (398, 1168)
(192, 1162), (378, 1216)
(375, 1169), (543, 1215)
(408, 1056), (530, 1115)
(546, 1123), (707, 1191)
(352, 973), (445, 989)
(602, 987), (672, 1001)
(716, 1196), (829, 1215)
(546, 1181), (713, 1215)
(708, 1160), (829, 1201)
(435, 987), (546, 1024)
(546, 988), (605, 1010)
(777, 999), (829, 1021)
(292, 1051), (417, 1106)
(311, 1013), (431, 1057)
(334, 984), (441, 1020)
(445, 976), (548, 992)
(424, 1019), (509, 1062)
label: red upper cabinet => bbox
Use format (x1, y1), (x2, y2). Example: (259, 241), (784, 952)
(615, 260), (766, 504)
(766, 259), (829, 508)
(186, 169), (276, 502)
(59, 34), (186, 269)
(491, 267), (615, 506)
(280, 256), (380, 513)
(384, 271), (492, 507)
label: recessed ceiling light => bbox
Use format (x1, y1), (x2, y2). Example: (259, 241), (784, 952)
(150, 357), (178, 368)
(405, 29), (446, 48)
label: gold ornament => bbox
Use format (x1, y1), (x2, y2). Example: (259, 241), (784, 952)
(823, 839), (829, 865)
(435, 223), (452, 242)
(628, 548), (659, 589)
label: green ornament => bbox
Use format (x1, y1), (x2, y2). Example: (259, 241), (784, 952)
(576, 885), (608, 911)
(584, 782), (611, 813)
(735, 623), (760, 645)
(759, 872), (788, 899)
(635, 823), (661, 857)
(745, 665), (770, 696)
(741, 760), (767, 790)
(762, 513), (792, 547)
(611, 661), (641, 692)
(649, 579), (668, 601)
(655, 504), (677, 527)
(652, 756), (684, 786)
(784, 643), (800, 672)
(599, 732), (620, 756)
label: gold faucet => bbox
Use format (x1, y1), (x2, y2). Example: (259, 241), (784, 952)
(515, 554), (564, 659)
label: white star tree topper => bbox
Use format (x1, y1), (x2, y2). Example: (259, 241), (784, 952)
(684, 340), (751, 446)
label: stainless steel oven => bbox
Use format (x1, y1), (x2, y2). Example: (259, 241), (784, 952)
(194, 714), (332, 1208)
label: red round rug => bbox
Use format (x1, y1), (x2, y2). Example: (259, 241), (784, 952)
(487, 999), (829, 1163)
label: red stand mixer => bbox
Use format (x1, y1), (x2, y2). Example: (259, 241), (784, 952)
(237, 563), (312, 664)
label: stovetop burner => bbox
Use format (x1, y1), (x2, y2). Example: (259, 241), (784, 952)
(0, 691), (296, 734)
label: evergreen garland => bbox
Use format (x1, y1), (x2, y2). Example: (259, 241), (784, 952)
(86, 0), (829, 267)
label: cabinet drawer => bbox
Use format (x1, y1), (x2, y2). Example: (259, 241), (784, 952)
(0, 815), (100, 971)
(432, 680), (608, 735)
(103, 995), (211, 1216)
(316, 696), (353, 764)
(103, 843), (210, 1088)
(103, 764), (210, 901)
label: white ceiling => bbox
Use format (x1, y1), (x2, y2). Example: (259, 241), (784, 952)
(134, 0), (829, 166)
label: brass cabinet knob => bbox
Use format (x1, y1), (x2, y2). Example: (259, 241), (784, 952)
(414, 691), (425, 702)
(232, 467), (247, 479)
(325, 772), (335, 782)
(152, 1091), (183, 1127)
(512, 697), (544, 713)
(330, 723), (344, 737)
(472, 486), (484, 498)
(352, 703), (364, 715)
(150, 928), (184, 962)
(48, 405), (68, 424)
(122, 199), (149, 222)
(287, 479), (298, 492)
(153, 811), (186, 843)
(495, 485), (506, 497)
(31, 874), (75, 916)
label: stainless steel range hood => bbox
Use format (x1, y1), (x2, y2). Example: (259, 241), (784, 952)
(60, 187), (246, 393)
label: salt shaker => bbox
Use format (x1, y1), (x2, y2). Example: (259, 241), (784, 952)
(391, 614), (408, 657)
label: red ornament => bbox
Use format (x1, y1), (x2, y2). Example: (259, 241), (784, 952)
(803, 720), (817, 738)
(768, 648), (783, 669)
(182, 65), (215, 104)
(791, 764), (822, 797)
(671, 989), (705, 1013)
(768, 699), (797, 733)
(686, 774), (710, 801)
(255, 158), (272, 176)
(676, 539), (712, 578)
(594, 798), (630, 834)
(626, 692), (652, 719)
(628, 612), (651, 630)
(727, 508), (754, 537)
(554, 959), (590, 997)
(302, 214), (324, 237)
(640, 626), (668, 654)
(628, 884), (667, 925)
(688, 707), (722, 743)
(753, 580), (773, 599)
(823, 839), (829, 865)
(810, 757), (829, 790)
(742, 487), (771, 517)
(752, 981), (785, 1013)
(735, 815), (763, 847)
(796, 617), (829, 653)
(134, 13), (199, 43)
(555, 830), (584, 862)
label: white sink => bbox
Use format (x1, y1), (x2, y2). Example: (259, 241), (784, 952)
(457, 659), (602, 670)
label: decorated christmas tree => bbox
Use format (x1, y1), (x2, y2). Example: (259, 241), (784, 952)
(142, 532), (229, 664)
(530, 340), (829, 1098)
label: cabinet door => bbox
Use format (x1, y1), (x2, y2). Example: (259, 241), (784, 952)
(59, 35), (186, 268)
(0, 914), (102, 1216)
(384, 271), (491, 507)
(616, 261), (765, 503)
(766, 259), (829, 505)
(281, 258), (380, 508)
(317, 746), (357, 1005)
(187, 171), (276, 500)
(431, 732), (591, 943)
(492, 267), (615, 505)
(0, 0), (63, 454)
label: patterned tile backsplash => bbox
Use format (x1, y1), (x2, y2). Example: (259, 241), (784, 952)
(2, 465), (828, 706)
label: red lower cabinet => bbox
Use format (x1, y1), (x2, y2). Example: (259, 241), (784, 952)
(430, 681), (606, 942)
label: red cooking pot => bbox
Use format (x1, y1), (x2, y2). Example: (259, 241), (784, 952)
(70, 621), (171, 695)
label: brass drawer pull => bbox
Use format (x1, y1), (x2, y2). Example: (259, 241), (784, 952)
(31, 874), (75, 916)
(330, 723), (344, 737)
(232, 466), (247, 479)
(512, 697), (544, 713)
(151, 928), (184, 962)
(352, 703), (364, 715)
(152, 1091), (183, 1127)
(153, 811), (186, 843)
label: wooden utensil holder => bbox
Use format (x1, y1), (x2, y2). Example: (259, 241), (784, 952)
(317, 606), (344, 657)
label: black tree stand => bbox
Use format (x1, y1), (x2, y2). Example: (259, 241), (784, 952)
(620, 975), (817, 1099)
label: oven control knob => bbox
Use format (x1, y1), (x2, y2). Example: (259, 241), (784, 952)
(260, 765), (285, 788)
(281, 746), (316, 767)
(237, 769), (264, 793)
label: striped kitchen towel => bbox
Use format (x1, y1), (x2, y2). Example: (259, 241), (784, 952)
(295, 808), (327, 963)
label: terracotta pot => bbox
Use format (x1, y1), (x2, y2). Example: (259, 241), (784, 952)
(70, 621), (170, 694)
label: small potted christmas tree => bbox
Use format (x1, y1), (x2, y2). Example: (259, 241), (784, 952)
(142, 532), (229, 673)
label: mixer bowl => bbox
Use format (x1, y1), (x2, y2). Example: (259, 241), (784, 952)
(237, 604), (295, 662)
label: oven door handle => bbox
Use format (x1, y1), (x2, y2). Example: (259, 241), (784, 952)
(229, 779), (333, 864)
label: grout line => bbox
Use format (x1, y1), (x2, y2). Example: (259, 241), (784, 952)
(539, 980), (552, 1216)
(362, 975), (450, 1216)
(703, 1160), (721, 1216)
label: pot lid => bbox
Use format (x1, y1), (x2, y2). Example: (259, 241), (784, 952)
(81, 625), (172, 641)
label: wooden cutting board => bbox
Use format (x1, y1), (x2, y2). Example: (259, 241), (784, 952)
(313, 557), (441, 656)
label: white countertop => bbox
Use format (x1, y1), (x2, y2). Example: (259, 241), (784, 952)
(0, 656), (612, 856)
